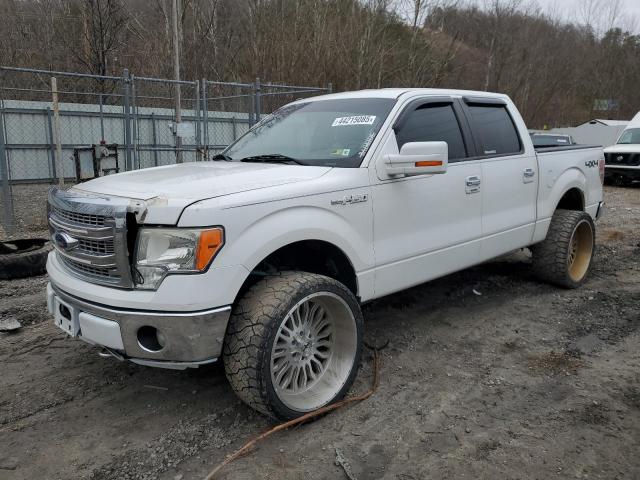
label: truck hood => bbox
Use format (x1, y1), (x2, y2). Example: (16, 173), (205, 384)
(603, 144), (640, 154)
(73, 161), (332, 201)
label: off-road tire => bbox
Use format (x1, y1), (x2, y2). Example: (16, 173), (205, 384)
(0, 238), (52, 280)
(531, 209), (595, 288)
(223, 271), (363, 420)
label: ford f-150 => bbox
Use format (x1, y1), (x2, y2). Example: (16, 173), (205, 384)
(46, 88), (605, 419)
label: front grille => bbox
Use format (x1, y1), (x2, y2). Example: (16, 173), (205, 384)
(605, 152), (640, 166)
(52, 206), (107, 226)
(77, 238), (115, 256)
(64, 258), (118, 279)
(48, 188), (134, 288)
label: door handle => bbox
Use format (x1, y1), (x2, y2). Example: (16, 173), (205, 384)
(465, 175), (481, 194)
(466, 176), (481, 186)
(523, 168), (535, 183)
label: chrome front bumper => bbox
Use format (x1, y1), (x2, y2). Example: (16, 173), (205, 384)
(48, 282), (231, 369)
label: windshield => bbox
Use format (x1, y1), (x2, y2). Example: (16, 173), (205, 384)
(223, 98), (396, 167)
(617, 128), (640, 144)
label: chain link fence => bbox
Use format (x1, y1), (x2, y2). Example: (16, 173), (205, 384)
(0, 67), (331, 239)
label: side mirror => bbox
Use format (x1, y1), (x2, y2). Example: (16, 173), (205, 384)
(385, 141), (448, 177)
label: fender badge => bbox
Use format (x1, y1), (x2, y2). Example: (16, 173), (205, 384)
(331, 193), (369, 206)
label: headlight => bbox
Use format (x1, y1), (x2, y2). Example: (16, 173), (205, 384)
(134, 227), (224, 290)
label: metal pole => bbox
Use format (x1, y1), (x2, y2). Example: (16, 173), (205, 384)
(232, 116), (237, 140)
(51, 77), (64, 186)
(131, 74), (140, 169)
(151, 113), (159, 167)
(122, 69), (132, 171)
(46, 107), (56, 181)
(202, 79), (209, 155)
(99, 93), (105, 141)
(248, 85), (255, 127)
(254, 77), (261, 123)
(0, 100), (15, 236)
(195, 80), (201, 161)
(172, 0), (183, 163)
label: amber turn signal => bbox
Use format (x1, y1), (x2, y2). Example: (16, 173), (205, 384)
(414, 160), (443, 167)
(195, 228), (224, 270)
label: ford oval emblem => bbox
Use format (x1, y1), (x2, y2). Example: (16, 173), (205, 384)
(53, 232), (79, 251)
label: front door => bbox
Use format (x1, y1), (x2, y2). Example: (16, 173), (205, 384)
(370, 97), (483, 298)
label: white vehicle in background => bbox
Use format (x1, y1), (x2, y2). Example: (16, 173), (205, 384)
(604, 112), (640, 185)
(46, 88), (605, 420)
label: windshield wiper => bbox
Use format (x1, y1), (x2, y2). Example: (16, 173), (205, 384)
(239, 154), (304, 165)
(211, 153), (233, 161)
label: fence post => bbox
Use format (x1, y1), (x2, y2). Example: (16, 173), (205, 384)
(99, 93), (105, 141)
(254, 77), (262, 123)
(248, 85), (255, 127)
(151, 113), (159, 167)
(195, 80), (202, 161)
(51, 77), (65, 186)
(327, 82), (333, 94)
(130, 74), (140, 169)
(122, 68), (133, 171)
(45, 107), (57, 181)
(202, 79), (209, 156)
(0, 101), (15, 236)
(232, 116), (237, 140)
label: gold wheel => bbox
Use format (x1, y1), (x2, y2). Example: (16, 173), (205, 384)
(567, 219), (594, 283)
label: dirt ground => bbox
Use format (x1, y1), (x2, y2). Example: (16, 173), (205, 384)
(1, 185), (639, 480)
(0, 183), (52, 240)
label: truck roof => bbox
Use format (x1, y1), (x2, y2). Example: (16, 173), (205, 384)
(297, 88), (510, 102)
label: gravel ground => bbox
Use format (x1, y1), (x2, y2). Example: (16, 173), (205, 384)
(0, 185), (639, 480)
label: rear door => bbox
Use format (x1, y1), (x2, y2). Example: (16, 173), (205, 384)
(460, 98), (538, 260)
(370, 97), (483, 298)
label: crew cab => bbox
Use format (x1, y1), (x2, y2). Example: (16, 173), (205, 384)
(46, 89), (605, 420)
(604, 112), (640, 185)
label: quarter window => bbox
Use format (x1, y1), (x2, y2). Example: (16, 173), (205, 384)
(467, 104), (521, 156)
(395, 103), (467, 161)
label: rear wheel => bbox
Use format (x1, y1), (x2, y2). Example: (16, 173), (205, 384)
(531, 209), (595, 288)
(223, 271), (363, 420)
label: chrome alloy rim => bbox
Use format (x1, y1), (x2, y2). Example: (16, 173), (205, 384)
(270, 292), (357, 412)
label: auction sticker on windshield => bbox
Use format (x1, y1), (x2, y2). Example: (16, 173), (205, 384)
(332, 115), (376, 127)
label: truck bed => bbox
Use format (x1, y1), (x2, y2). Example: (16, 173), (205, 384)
(534, 144), (602, 154)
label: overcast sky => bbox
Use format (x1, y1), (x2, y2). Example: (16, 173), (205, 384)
(523, 0), (640, 33)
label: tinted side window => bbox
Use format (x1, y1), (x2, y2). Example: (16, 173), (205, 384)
(467, 104), (521, 156)
(395, 103), (467, 160)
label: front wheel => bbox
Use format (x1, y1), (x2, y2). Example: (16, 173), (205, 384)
(531, 209), (595, 288)
(223, 272), (363, 420)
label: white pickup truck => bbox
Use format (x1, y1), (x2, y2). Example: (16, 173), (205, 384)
(47, 88), (605, 419)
